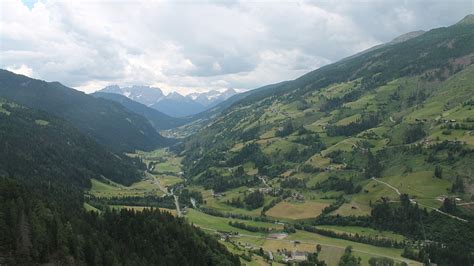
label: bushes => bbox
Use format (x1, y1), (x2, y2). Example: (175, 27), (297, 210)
(313, 177), (361, 195)
(403, 124), (426, 144)
(280, 178), (307, 189)
(320, 197), (346, 216)
(261, 197), (282, 216)
(244, 191), (265, 210)
(302, 226), (404, 248)
(326, 113), (380, 137)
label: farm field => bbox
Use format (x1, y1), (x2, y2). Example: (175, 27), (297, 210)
(88, 178), (163, 198)
(186, 209), (282, 236)
(234, 230), (420, 266)
(316, 225), (406, 242)
(266, 200), (330, 220)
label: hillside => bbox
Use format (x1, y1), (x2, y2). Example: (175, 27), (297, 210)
(0, 98), (144, 187)
(0, 70), (168, 152)
(0, 98), (239, 265)
(182, 19), (474, 178)
(173, 16), (474, 264)
(162, 81), (290, 138)
(92, 91), (190, 130)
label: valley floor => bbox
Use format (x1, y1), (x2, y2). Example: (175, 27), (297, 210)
(86, 148), (423, 266)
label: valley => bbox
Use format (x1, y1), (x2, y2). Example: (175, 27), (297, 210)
(86, 148), (421, 265)
(1, 10), (474, 266)
(81, 18), (474, 265)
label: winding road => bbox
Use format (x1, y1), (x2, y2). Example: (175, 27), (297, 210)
(146, 171), (182, 217)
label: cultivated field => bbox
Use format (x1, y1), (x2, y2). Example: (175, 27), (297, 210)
(266, 200), (330, 220)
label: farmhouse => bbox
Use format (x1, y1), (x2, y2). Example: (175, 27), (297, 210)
(290, 251), (307, 261)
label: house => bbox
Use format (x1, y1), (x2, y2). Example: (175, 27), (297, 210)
(292, 192), (305, 201)
(259, 187), (273, 194)
(291, 251), (307, 261)
(268, 251), (274, 261)
(212, 192), (224, 199)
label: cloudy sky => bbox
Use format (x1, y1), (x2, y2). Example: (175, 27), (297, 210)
(1, 0), (472, 94)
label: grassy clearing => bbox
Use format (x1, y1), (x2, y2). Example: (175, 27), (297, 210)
(335, 114), (362, 126)
(331, 200), (372, 217)
(381, 171), (451, 200)
(156, 174), (182, 187)
(321, 137), (360, 156)
(306, 155), (331, 168)
(34, 119), (49, 126)
(186, 209), (281, 236)
(83, 202), (100, 213)
(266, 200), (330, 220)
(287, 231), (420, 265)
(201, 186), (273, 217)
(136, 148), (183, 175)
(316, 225), (405, 242)
(237, 230), (420, 266)
(88, 178), (163, 198)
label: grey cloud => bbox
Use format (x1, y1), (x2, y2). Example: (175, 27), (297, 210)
(0, 0), (471, 93)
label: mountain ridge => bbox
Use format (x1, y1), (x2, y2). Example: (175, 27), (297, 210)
(99, 85), (238, 117)
(92, 91), (191, 130)
(0, 70), (169, 152)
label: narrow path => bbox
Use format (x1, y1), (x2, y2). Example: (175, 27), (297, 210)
(258, 175), (271, 188)
(372, 177), (467, 223)
(416, 202), (467, 222)
(371, 177), (400, 195)
(342, 138), (358, 149)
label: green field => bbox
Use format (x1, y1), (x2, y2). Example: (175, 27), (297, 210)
(186, 209), (282, 236)
(88, 178), (163, 198)
(316, 225), (405, 242)
(233, 230), (420, 266)
(266, 200), (330, 220)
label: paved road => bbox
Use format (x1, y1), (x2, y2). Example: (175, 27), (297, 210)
(146, 171), (182, 217)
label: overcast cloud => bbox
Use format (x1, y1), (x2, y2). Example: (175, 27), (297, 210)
(1, 0), (473, 94)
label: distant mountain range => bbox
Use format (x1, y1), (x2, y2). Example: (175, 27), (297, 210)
(92, 91), (191, 130)
(99, 85), (238, 117)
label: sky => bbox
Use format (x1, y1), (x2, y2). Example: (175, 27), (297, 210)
(1, 0), (473, 94)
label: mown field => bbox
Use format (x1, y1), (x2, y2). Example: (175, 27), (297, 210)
(266, 200), (330, 220)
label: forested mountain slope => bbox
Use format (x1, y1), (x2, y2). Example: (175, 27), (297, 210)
(0, 70), (168, 152)
(0, 98), (240, 265)
(0, 98), (143, 187)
